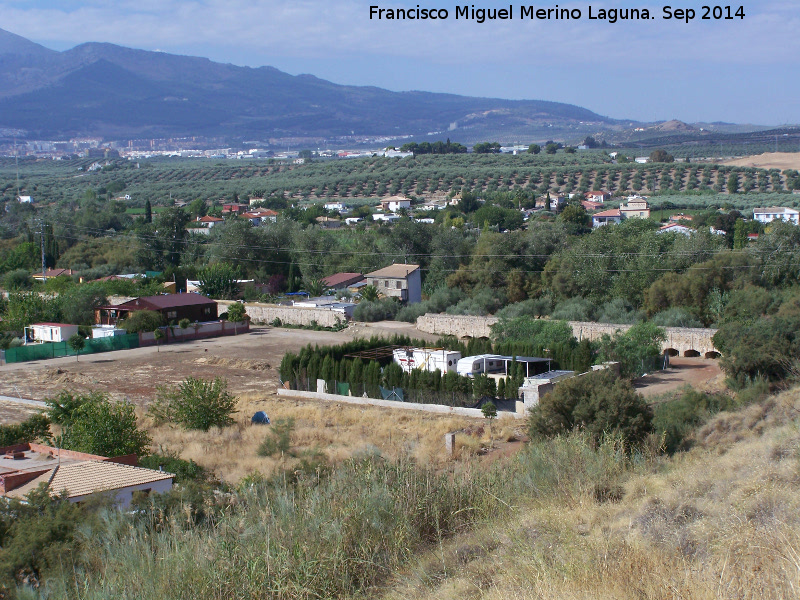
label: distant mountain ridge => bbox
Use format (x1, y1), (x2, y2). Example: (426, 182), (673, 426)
(0, 28), (626, 141)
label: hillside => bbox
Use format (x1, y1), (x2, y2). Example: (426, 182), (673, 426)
(0, 28), (619, 141)
(382, 387), (800, 599)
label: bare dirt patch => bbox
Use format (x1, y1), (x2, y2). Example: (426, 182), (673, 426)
(634, 357), (724, 398)
(722, 151), (800, 171)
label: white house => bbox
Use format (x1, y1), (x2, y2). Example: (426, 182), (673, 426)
(592, 209), (622, 228)
(753, 207), (800, 226)
(196, 215), (224, 228)
(381, 195), (412, 213)
(372, 214), (400, 223)
(17, 195), (33, 203)
(635, 157), (650, 164)
(619, 198), (650, 219)
(364, 263), (422, 303)
(26, 323), (80, 343)
(324, 201), (349, 213)
(585, 191), (610, 203)
(658, 223), (693, 236)
(392, 348), (461, 373)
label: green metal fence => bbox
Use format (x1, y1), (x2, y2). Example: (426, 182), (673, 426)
(4, 334), (140, 364)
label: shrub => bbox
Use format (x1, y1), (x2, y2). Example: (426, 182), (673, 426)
(154, 377), (238, 431)
(597, 322), (667, 378)
(53, 394), (152, 457)
(651, 307), (703, 328)
(353, 298), (399, 322)
(0, 414), (51, 446)
(551, 297), (596, 322)
(714, 313), (800, 384)
(122, 310), (165, 333)
(138, 452), (209, 483)
(3, 268), (33, 291)
(257, 418), (295, 457)
(653, 388), (735, 453)
(596, 298), (644, 325)
(528, 370), (653, 447)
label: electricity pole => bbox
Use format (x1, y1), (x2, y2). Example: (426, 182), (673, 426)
(39, 219), (47, 282)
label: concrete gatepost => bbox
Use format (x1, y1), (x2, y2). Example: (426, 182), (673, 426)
(316, 379), (326, 394)
(445, 432), (456, 456)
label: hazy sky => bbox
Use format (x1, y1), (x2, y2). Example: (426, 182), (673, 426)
(2, 0), (798, 124)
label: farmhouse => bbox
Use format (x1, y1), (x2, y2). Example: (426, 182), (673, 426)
(365, 263), (422, 303)
(196, 215), (224, 228)
(753, 207), (799, 226)
(380, 195), (412, 213)
(658, 223), (693, 236)
(95, 293), (218, 326)
(0, 443), (173, 508)
(31, 268), (74, 282)
(592, 209), (622, 228)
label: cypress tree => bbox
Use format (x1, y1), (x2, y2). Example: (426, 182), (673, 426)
(144, 199), (152, 223)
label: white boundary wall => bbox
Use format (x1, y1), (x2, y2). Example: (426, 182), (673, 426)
(276, 388), (523, 419)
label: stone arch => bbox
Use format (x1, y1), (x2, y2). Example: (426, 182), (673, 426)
(683, 349), (701, 358)
(663, 348), (679, 357)
(704, 351), (721, 359)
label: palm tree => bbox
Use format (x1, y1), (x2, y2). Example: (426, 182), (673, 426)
(359, 285), (379, 302)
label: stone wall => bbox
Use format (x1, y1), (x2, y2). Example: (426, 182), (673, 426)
(217, 301), (344, 328)
(416, 313), (719, 356)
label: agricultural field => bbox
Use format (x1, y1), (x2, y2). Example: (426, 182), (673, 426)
(2, 151), (799, 211)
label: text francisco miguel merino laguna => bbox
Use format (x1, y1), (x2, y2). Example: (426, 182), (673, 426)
(369, 5), (745, 23)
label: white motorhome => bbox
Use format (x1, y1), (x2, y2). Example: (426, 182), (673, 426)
(392, 348), (461, 373)
(456, 354), (510, 377)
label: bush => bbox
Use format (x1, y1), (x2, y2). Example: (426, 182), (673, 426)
(597, 322), (667, 378)
(153, 377), (237, 431)
(528, 370), (653, 447)
(551, 297), (596, 322)
(596, 298), (644, 324)
(53, 393), (152, 457)
(653, 388), (735, 453)
(0, 414), (51, 446)
(3, 268), (33, 291)
(257, 418), (295, 457)
(714, 314), (800, 383)
(495, 297), (553, 320)
(138, 452), (209, 483)
(353, 298), (400, 322)
(651, 307), (703, 328)
(122, 310), (166, 333)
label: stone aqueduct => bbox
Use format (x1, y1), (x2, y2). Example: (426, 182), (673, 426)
(415, 314), (720, 358)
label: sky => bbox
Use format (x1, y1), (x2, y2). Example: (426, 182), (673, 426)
(1, 0), (798, 124)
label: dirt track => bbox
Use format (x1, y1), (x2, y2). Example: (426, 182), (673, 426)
(0, 324), (722, 424)
(0, 322), (437, 421)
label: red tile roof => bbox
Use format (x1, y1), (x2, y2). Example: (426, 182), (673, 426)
(321, 272), (365, 287)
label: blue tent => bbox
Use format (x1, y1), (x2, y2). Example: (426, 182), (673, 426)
(251, 411), (270, 424)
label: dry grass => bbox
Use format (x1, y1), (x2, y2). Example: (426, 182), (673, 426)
(380, 386), (800, 600)
(723, 151), (800, 171)
(142, 392), (504, 482)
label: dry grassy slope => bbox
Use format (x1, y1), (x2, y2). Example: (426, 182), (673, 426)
(380, 387), (800, 600)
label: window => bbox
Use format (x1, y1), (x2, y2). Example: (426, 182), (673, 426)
(396, 281), (402, 289)
(384, 280), (389, 287)
(204, 307), (211, 314)
(167, 311), (177, 319)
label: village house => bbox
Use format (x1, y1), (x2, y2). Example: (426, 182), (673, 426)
(321, 272), (365, 290)
(753, 207), (800, 226)
(620, 197), (651, 219)
(364, 263), (422, 304)
(0, 443), (173, 508)
(221, 203), (249, 215)
(592, 209), (622, 228)
(658, 223), (693, 236)
(31, 268), (74, 282)
(95, 293), (218, 326)
(196, 215), (224, 228)
(380, 195), (412, 213)
(585, 191), (611, 203)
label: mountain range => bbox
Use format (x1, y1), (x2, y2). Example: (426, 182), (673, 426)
(0, 28), (626, 141)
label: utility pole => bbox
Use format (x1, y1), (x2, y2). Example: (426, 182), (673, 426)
(39, 219), (47, 282)
(14, 137), (20, 201)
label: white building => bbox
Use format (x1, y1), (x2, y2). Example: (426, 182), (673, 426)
(17, 195), (33, 203)
(26, 323), (80, 343)
(392, 348), (461, 373)
(753, 207), (800, 226)
(381, 195), (412, 213)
